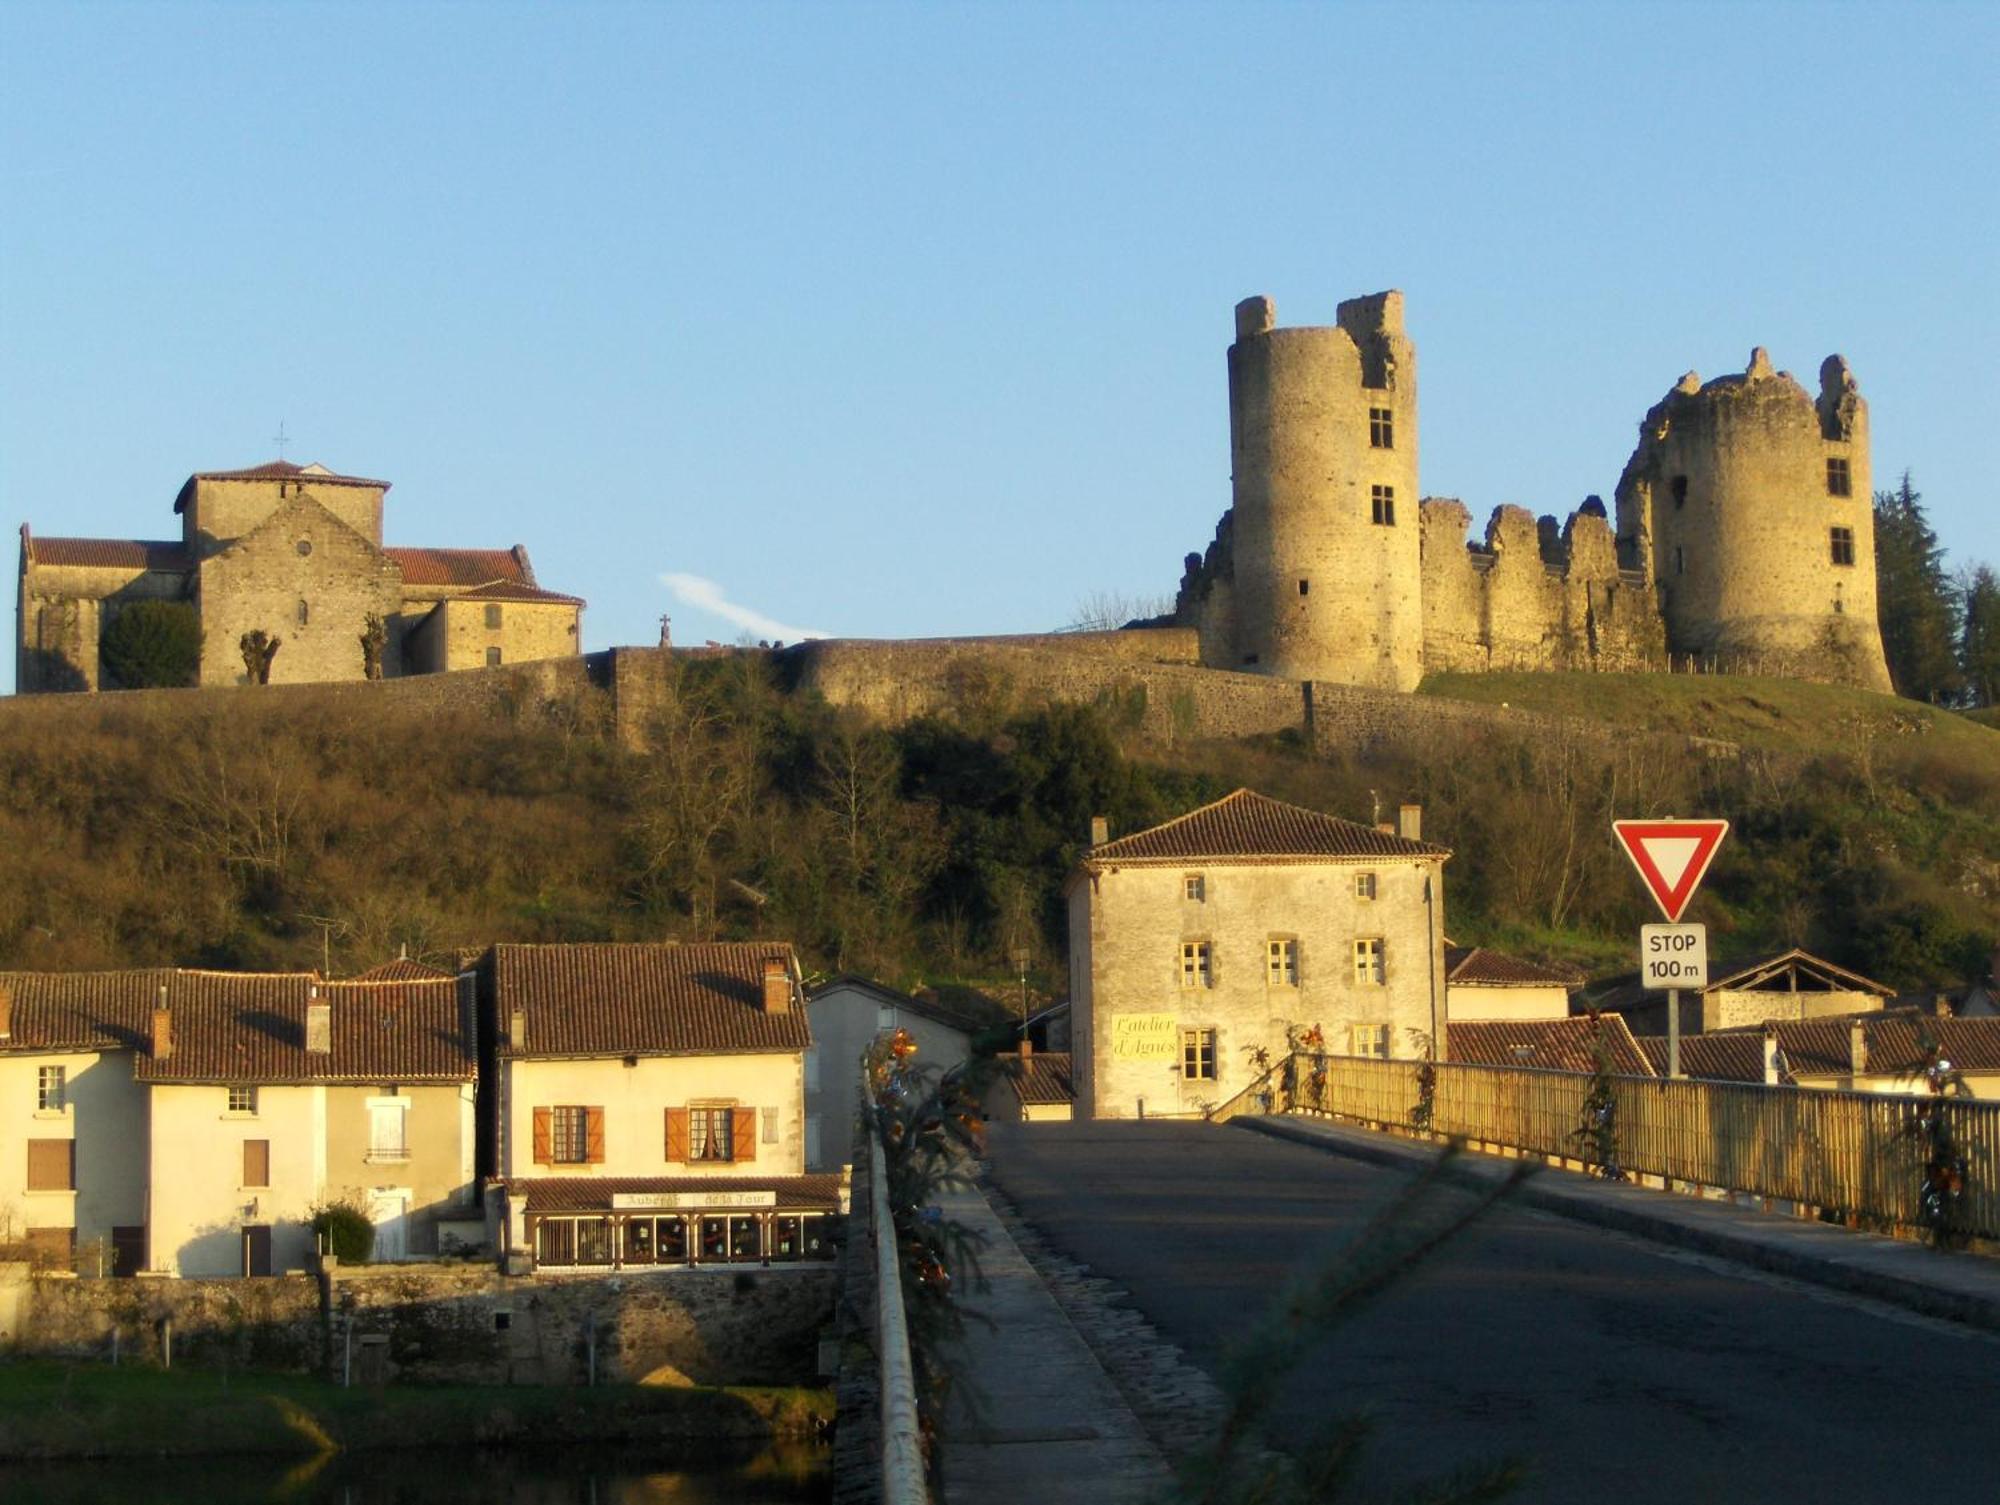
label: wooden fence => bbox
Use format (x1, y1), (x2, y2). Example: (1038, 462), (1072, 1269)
(1228, 1054), (2000, 1241)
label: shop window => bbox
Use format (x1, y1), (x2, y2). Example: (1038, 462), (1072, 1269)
(699, 1216), (730, 1261)
(1355, 871), (1377, 901)
(1831, 527), (1855, 566)
(1179, 941), (1213, 989)
(729, 1215), (761, 1261)
(771, 1215), (804, 1261)
(37, 1066), (65, 1112)
(1267, 937), (1299, 987)
(1371, 484), (1396, 526)
(1352, 1023), (1390, 1059)
(1353, 938), (1386, 986)
(1369, 406), (1394, 449)
(1826, 457), (1851, 497)
(26, 1139), (74, 1191)
(1181, 1028), (1217, 1081)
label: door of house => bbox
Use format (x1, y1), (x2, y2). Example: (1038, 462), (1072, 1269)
(369, 1190), (410, 1261)
(242, 1224), (272, 1277)
(111, 1226), (145, 1277)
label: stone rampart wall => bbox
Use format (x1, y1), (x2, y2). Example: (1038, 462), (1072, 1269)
(5, 1259), (837, 1386)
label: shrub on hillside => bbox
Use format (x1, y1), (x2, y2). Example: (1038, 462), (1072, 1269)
(310, 1197), (375, 1263)
(100, 600), (201, 689)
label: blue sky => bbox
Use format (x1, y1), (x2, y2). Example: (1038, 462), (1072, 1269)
(3, 2), (1994, 690)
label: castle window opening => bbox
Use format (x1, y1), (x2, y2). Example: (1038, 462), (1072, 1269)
(1298, 579), (1310, 596)
(1267, 937), (1299, 987)
(1674, 546), (1685, 577)
(1353, 937), (1386, 986)
(296, 599), (309, 627)
(1671, 476), (1688, 509)
(485, 646), (503, 667)
(1369, 407), (1394, 449)
(1355, 871), (1377, 901)
(1830, 527), (1855, 567)
(1180, 940), (1213, 989)
(1371, 485), (1396, 527)
(1826, 457), (1852, 497)
(1180, 1028), (1217, 1081)
(1184, 874), (1205, 902)
(485, 603), (503, 629)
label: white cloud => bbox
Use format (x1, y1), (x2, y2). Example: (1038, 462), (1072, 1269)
(661, 572), (832, 644)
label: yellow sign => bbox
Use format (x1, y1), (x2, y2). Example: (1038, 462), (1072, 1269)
(1112, 1014), (1180, 1060)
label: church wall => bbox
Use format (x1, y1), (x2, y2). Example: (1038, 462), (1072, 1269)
(194, 498), (403, 687)
(414, 598), (583, 672)
(185, 478), (387, 557)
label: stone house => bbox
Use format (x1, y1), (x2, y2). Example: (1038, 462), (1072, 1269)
(17, 459), (583, 693)
(135, 967), (478, 1277)
(0, 971), (157, 1273)
(1444, 946), (1583, 1023)
(803, 974), (986, 1173)
(1601, 948), (1892, 1037)
(1067, 788), (1450, 1120)
(480, 941), (844, 1271)
(994, 1044), (1075, 1123)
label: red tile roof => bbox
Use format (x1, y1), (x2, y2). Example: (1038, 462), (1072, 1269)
(24, 537), (191, 572)
(1445, 946), (1585, 988)
(1009, 1052), (1074, 1106)
(350, 959), (456, 982)
(1634, 1011), (2000, 1084)
(492, 942), (811, 1059)
(133, 972), (474, 1083)
(806, 975), (999, 1036)
(1085, 789), (1449, 865)
(452, 579), (585, 607)
(1635, 1033), (1769, 1082)
(175, 461), (392, 512)
(1448, 1016), (1655, 1076)
(388, 546), (532, 587)
(508, 1174), (847, 1214)
(0, 970), (171, 1054)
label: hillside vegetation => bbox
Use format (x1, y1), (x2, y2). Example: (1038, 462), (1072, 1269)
(0, 660), (1992, 996)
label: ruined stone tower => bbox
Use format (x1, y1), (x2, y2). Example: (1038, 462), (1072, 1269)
(1198, 291), (1423, 691)
(1614, 349), (1892, 692)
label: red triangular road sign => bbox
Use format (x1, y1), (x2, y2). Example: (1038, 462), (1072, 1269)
(1612, 818), (1729, 923)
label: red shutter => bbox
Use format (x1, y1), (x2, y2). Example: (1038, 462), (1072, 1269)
(531, 1108), (552, 1166)
(585, 1108), (606, 1165)
(665, 1107), (689, 1163)
(731, 1106), (757, 1164)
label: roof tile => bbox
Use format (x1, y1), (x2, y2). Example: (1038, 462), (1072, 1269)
(1086, 789), (1449, 865)
(1010, 1052), (1074, 1106)
(0, 970), (170, 1054)
(25, 537), (191, 572)
(388, 546), (531, 587)
(1446, 946), (1585, 988)
(1448, 1016), (1655, 1076)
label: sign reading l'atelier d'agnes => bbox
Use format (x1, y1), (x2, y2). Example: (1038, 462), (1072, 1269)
(1113, 1014), (1180, 1060)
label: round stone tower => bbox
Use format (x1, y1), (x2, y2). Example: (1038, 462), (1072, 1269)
(1225, 292), (1423, 691)
(1613, 348), (1891, 691)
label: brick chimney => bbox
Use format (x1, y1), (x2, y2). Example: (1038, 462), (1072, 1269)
(1398, 804), (1422, 842)
(1849, 1018), (1868, 1078)
(152, 1005), (172, 1061)
(305, 989), (331, 1055)
(762, 957), (792, 1014)
(0, 982), (11, 1042)
(1089, 815), (1108, 846)
(1018, 1037), (1034, 1060)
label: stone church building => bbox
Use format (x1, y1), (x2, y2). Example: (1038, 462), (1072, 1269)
(17, 460), (583, 692)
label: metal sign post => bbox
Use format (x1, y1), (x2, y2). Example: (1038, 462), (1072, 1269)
(1614, 819), (1729, 1079)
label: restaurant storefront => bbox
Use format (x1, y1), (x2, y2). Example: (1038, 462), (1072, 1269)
(510, 1174), (847, 1271)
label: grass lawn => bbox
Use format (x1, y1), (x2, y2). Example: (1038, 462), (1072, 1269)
(0, 1359), (833, 1461)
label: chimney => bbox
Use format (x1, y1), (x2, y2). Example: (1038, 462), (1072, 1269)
(1762, 1023), (1779, 1086)
(152, 1005), (172, 1062)
(0, 982), (11, 1041)
(1849, 1018), (1868, 1078)
(1089, 815), (1108, 846)
(305, 993), (331, 1055)
(1376, 822), (1396, 835)
(509, 1007), (527, 1052)
(762, 957), (792, 1015)
(1018, 1037), (1033, 1059)
(1398, 804), (1422, 842)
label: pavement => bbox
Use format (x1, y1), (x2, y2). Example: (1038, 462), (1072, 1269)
(1243, 1112), (2000, 1333)
(934, 1177), (1171, 1505)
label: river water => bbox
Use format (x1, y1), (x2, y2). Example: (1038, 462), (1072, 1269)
(0, 1441), (830, 1503)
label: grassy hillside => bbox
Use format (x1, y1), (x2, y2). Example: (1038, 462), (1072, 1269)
(0, 660), (1992, 995)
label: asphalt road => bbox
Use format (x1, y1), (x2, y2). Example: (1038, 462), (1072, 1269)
(984, 1118), (1999, 1505)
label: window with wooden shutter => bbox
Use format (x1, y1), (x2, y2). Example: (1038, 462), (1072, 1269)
(26, 1138), (74, 1191)
(243, 1139), (270, 1188)
(665, 1107), (690, 1163)
(532, 1108), (553, 1166)
(585, 1107), (606, 1164)
(731, 1106), (757, 1164)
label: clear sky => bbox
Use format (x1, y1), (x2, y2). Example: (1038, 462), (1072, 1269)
(3, 2), (1994, 691)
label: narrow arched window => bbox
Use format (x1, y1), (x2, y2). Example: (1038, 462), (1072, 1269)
(297, 599), (310, 626)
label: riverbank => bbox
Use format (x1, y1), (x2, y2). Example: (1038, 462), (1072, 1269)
(0, 1360), (833, 1461)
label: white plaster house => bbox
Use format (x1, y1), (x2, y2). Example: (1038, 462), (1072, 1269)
(0, 971), (157, 1273)
(994, 1044), (1075, 1123)
(1443, 946), (1583, 1023)
(803, 975), (987, 1172)
(135, 967), (477, 1277)
(1067, 789), (1450, 1120)
(483, 941), (844, 1270)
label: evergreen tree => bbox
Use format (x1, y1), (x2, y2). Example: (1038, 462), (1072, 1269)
(1962, 564), (2000, 708)
(99, 599), (201, 689)
(1872, 473), (1962, 703)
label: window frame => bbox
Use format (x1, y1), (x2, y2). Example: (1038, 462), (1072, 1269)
(1353, 937), (1386, 987)
(26, 1138), (75, 1192)
(1370, 484), (1396, 527)
(1266, 936), (1299, 988)
(1368, 406), (1394, 450)
(1180, 1028), (1217, 1082)
(484, 602), (504, 629)
(1352, 1023), (1390, 1059)
(1183, 874), (1205, 902)
(37, 1065), (66, 1113)
(688, 1103), (736, 1162)
(1826, 456), (1852, 497)
(242, 1138), (271, 1189)
(550, 1105), (593, 1165)
(1179, 940), (1213, 990)
(1830, 526), (1856, 567)
(484, 645), (504, 667)
(227, 1084), (259, 1116)
(1354, 871), (1377, 901)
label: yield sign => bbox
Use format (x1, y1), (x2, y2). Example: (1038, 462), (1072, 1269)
(1612, 819), (1729, 923)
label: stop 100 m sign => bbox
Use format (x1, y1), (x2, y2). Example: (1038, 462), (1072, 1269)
(1640, 924), (1708, 990)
